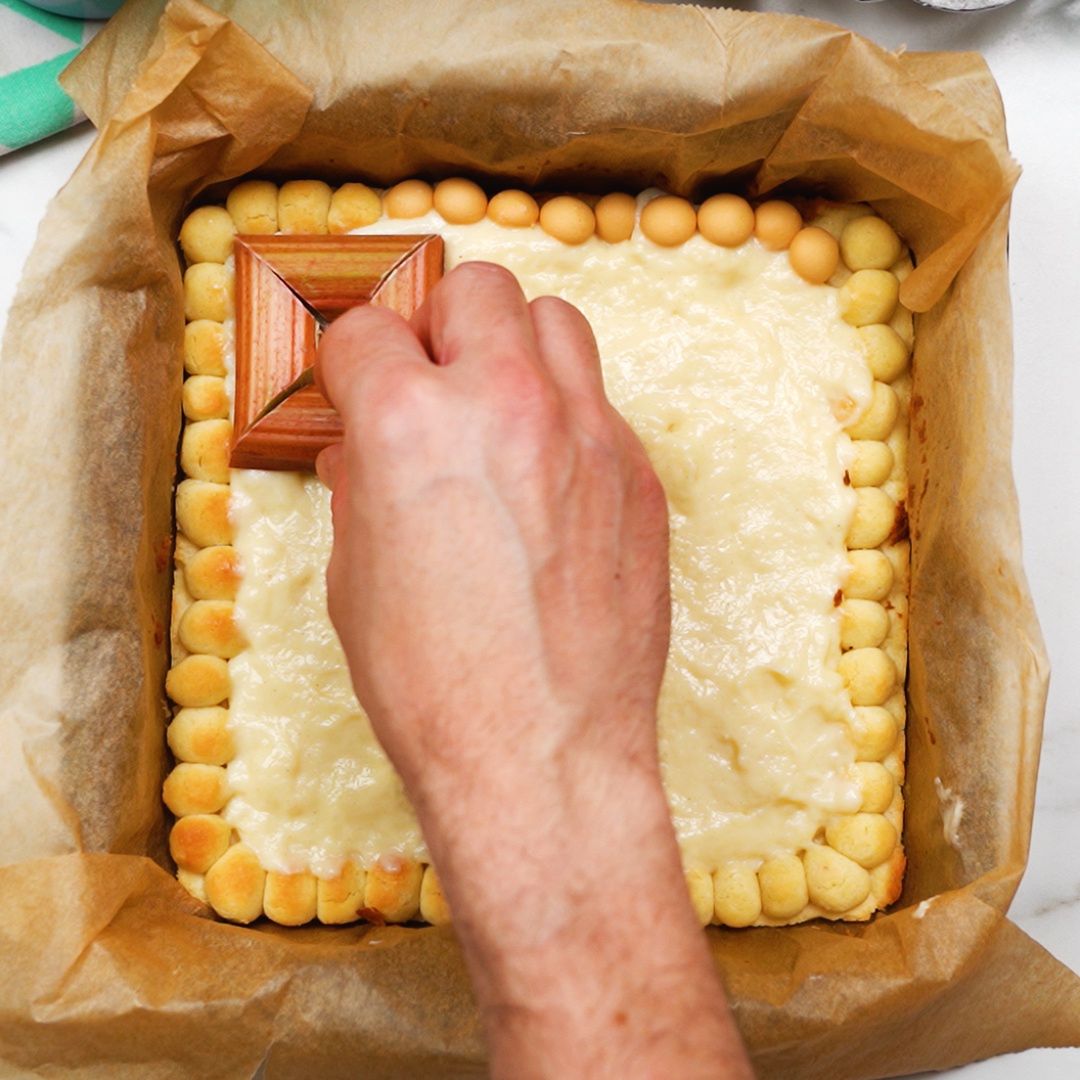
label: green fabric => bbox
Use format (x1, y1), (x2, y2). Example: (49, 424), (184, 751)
(0, 1), (103, 154)
(0, 50), (79, 150)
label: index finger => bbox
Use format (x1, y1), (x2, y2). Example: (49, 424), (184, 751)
(410, 261), (540, 377)
(314, 303), (432, 422)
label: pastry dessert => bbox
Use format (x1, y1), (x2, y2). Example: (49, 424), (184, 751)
(166, 178), (910, 927)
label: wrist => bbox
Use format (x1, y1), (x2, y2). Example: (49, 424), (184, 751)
(414, 725), (671, 929)
(414, 733), (699, 982)
(415, 738), (745, 1078)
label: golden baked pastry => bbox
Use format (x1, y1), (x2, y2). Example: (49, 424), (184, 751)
(166, 181), (910, 927)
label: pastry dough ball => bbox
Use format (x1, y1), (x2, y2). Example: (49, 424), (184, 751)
(758, 855), (809, 920)
(686, 868), (715, 926)
(640, 195), (697, 247)
(205, 843), (265, 924)
(183, 263), (234, 322)
(855, 761), (896, 814)
(165, 654), (229, 708)
(278, 179), (332, 234)
(487, 189), (540, 229)
(838, 647), (897, 707)
(697, 194), (754, 248)
(264, 871), (318, 926)
(850, 706), (899, 762)
(179, 600), (246, 659)
(713, 863), (761, 928)
(846, 487), (896, 549)
(849, 440), (894, 488)
(179, 206), (236, 265)
(177, 868), (208, 904)
(176, 480), (232, 547)
(169, 813), (230, 873)
(168, 706), (233, 764)
(754, 200), (802, 250)
(328, 182), (382, 233)
(183, 319), (227, 377)
(163, 763), (228, 816)
(588, 192), (633, 243)
(420, 866), (452, 926)
(182, 375), (229, 421)
(364, 857), (423, 923)
(803, 844), (871, 913)
(846, 549), (894, 601)
(840, 599), (889, 651)
(185, 545), (241, 601)
(184, 544), (241, 602)
(846, 382), (899, 441)
(788, 226), (839, 284)
(384, 179), (434, 219)
(870, 853), (904, 907)
(317, 862), (366, 925)
(858, 323), (911, 383)
(826, 813), (898, 869)
(227, 179), (278, 234)
(840, 216), (902, 271)
(539, 196), (595, 245)
(181, 419), (232, 484)
(840, 269), (900, 327)
(433, 177), (488, 224)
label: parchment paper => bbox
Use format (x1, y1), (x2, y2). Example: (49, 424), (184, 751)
(0, 1), (1075, 1076)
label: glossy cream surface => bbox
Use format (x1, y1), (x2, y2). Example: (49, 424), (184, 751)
(225, 204), (871, 875)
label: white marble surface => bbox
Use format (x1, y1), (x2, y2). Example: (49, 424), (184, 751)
(0, 1), (1076, 1074)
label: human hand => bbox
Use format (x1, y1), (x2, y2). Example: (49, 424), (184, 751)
(314, 261), (671, 814)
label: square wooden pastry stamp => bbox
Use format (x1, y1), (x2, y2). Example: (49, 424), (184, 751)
(231, 233), (444, 470)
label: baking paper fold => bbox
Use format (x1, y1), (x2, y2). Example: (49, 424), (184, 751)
(0, 0), (1075, 1075)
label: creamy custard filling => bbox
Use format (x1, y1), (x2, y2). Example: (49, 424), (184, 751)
(224, 207), (872, 876)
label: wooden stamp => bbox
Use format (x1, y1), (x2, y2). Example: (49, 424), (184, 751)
(231, 234), (443, 470)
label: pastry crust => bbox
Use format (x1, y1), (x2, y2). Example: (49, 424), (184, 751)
(165, 654), (229, 708)
(204, 843), (265, 925)
(169, 813), (231, 873)
(316, 863), (366, 925)
(167, 184), (910, 927)
(264, 871), (319, 926)
(166, 706), (233, 764)
(419, 866), (452, 927)
(363, 859), (423, 924)
(175, 480), (232, 548)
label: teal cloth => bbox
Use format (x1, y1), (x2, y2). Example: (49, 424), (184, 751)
(0, 0), (103, 154)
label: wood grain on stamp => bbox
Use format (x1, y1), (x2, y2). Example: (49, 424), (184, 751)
(231, 234), (444, 470)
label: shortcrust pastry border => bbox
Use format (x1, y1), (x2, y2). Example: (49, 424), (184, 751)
(166, 178), (910, 927)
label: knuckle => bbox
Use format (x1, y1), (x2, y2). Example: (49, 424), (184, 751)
(369, 365), (418, 410)
(493, 363), (559, 428)
(530, 294), (575, 321)
(533, 294), (594, 344)
(532, 294), (599, 353)
(451, 260), (518, 288)
(578, 430), (622, 480)
(366, 369), (437, 445)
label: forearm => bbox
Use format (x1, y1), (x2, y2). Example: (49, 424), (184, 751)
(415, 742), (754, 1080)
